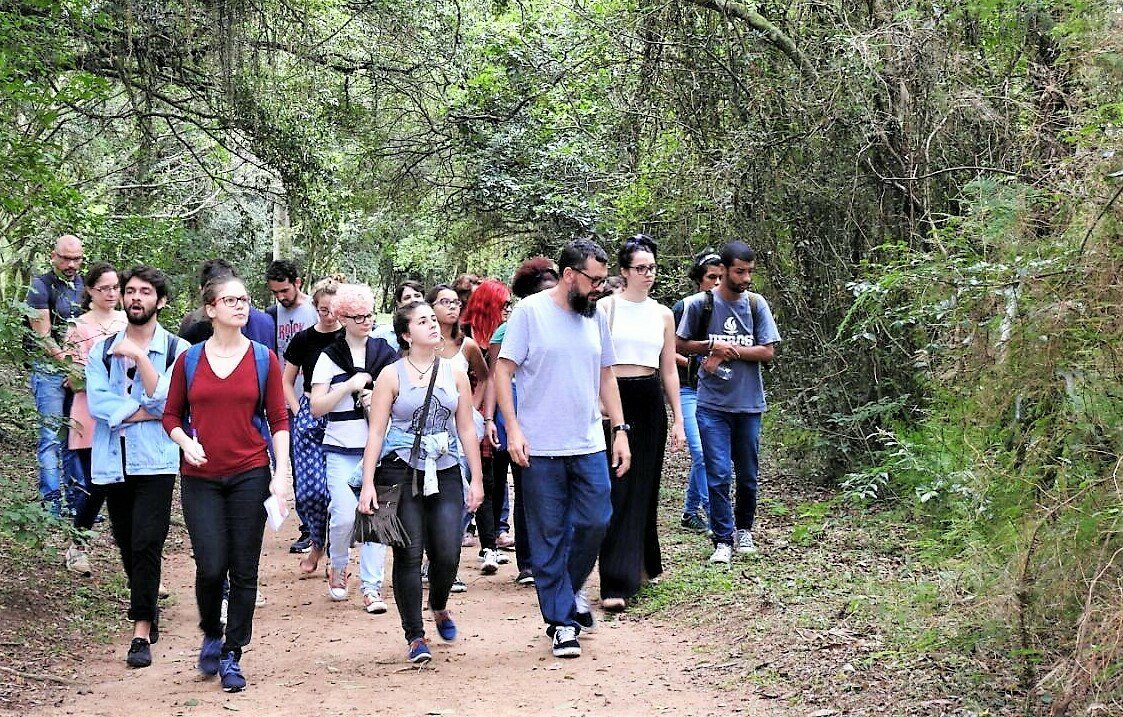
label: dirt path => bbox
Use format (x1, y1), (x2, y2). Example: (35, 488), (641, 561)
(37, 526), (782, 717)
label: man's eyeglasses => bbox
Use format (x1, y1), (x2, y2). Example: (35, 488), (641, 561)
(573, 268), (608, 289)
(343, 313), (374, 323)
(627, 264), (657, 276)
(54, 252), (84, 263)
(214, 295), (251, 308)
(435, 298), (462, 308)
(90, 284), (121, 294)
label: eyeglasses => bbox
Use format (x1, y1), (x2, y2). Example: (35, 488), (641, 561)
(435, 298), (462, 308)
(90, 284), (121, 294)
(343, 313), (374, 323)
(316, 306), (333, 316)
(627, 264), (657, 276)
(572, 268), (608, 289)
(214, 295), (251, 308)
(54, 252), (84, 263)
(503, 301), (514, 310)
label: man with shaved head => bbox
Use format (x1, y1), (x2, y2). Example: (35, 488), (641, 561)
(26, 234), (86, 515)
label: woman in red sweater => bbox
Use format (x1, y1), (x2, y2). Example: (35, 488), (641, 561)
(163, 275), (291, 694)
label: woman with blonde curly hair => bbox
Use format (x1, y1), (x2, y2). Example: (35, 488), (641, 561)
(310, 283), (398, 613)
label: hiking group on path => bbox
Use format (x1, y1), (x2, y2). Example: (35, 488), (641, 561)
(24, 232), (779, 692)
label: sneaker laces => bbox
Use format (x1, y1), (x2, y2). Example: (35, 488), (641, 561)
(221, 654), (244, 680)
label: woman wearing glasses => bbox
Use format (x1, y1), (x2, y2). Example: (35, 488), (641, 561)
(163, 275), (291, 692)
(597, 235), (685, 613)
(427, 284), (490, 574)
(282, 277), (344, 577)
(310, 284), (397, 613)
(62, 262), (127, 576)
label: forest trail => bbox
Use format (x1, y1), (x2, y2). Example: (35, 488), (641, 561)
(34, 526), (783, 717)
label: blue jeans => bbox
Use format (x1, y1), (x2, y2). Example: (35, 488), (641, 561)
(30, 371), (71, 513)
(522, 453), (612, 629)
(324, 452), (385, 596)
(680, 387), (710, 523)
(696, 407), (761, 546)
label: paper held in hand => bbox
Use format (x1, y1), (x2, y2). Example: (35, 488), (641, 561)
(264, 494), (289, 532)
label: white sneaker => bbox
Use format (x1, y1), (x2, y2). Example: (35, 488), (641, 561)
(735, 529), (757, 555)
(255, 588), (267, 607)
(709, 543), (733, 564)
(64, 544), (92, 577)
(363, 593), (388, 614)
(327, 568), (350, 601)
(495, 550), (511, 565)
(479, 549), (500, 575)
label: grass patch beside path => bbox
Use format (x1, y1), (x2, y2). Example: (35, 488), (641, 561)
(629, 448), (1022, 716)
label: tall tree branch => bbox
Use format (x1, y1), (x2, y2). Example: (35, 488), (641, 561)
(682, 0), (818, 80)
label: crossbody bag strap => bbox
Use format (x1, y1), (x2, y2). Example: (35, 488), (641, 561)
(409, 356), (441, 496)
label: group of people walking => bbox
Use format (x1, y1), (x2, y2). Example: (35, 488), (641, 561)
(24, 230), (780, 689)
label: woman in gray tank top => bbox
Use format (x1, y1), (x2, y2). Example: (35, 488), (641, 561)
(355, 300), (485, 665)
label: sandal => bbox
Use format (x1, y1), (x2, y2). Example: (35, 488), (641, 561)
(298, 548), (323, 578)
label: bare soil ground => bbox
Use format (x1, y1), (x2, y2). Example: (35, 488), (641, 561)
(21, 522), (784, 717)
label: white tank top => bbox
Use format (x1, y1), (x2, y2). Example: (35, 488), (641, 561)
(604, 296), (664, 369)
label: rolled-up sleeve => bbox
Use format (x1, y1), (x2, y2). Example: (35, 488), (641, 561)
(138, 340), (189, 415)
(86, 340), (142, 430)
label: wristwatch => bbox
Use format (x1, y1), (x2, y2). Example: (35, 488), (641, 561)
(612, 423), (631, 435)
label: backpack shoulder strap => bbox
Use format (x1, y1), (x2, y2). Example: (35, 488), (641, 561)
(102, 332), (120, 375)
(165, 335), (182, 371)
(693, 290), (715, 342)
(183, 342), (205, 389)
(250, 341), (270, 417)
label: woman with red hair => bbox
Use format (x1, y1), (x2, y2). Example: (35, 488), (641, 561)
(459, 279), (511, 572)
(460, 279), (510, 348)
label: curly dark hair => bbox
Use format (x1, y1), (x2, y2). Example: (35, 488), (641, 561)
(510, 257), (559, 298)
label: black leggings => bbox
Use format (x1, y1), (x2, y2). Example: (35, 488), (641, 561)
(377, 460), (463, 643)
(473, 456), (506, 551)
(71, 448), (108, 537)
(181, 467), (270, 660)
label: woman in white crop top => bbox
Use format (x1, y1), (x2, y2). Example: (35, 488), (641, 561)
(596, 234), (684, 613)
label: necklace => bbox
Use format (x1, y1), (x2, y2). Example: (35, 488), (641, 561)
(406, 356), (435, 377)
(209, 344), (245, 358)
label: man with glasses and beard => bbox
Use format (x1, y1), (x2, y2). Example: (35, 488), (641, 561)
(494, 238), (631, 659)
(86, 266), (187, 669)
(26, 234), (86, 515)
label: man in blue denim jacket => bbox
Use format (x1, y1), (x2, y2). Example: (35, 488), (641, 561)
(86, 265), (187, 669)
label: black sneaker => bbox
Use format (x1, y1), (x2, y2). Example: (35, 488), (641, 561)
(289, 533), (313, 554)
(126, 637), (152, 668)
(680, 512), (709, 533)
(515, 569), (535, 586)
(550, 625), (581, 658)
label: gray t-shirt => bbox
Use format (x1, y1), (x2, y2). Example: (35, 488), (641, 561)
(676, 291), (781, 414)
(498, 291), (616, 457)
(389, 360), (460, 470)
(274, 299), (319, 368)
